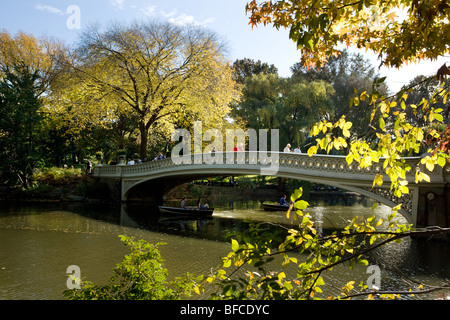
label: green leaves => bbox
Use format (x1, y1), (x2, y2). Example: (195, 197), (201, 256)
(0, 64), (43, 188)
(64, 235), (202, 300)
(294, 200), (309, 211)
(231, 239), (239, 252)
(206, 186), (416, 300)
(290, 187), (303, 202)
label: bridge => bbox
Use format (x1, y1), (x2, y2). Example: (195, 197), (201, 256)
(93, 151), (450, 228)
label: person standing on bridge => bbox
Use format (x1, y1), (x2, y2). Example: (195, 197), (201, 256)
(284, 144), (292, 153)
(181, 197), (187, 209)
(86, 160), (92, 174)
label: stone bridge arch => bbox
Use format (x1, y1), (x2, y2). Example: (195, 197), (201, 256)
(94, 152), (450, 228)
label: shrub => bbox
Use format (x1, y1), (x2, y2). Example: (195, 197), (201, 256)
(64, 235), (202, 300)
(33, 167), (83, 188)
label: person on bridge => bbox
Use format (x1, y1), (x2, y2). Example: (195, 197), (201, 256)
(86, 160), (92, 174)
(181, 197), (187, 209)
(284, 144), (292, 153)
(279, 195), (288, 206)
(294, 147), (301, 153)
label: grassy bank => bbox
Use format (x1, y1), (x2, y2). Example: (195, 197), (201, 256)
(0, 167), (110, 202)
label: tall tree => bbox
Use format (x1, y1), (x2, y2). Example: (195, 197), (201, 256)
(232, 58), (278, 84)
(0, 65), (42, 187)
(399, 75), (450, 129)
(62, 21), (240, 159)
(0, 31), (68, 184)
(232, 73), (334, 148)
(292, 50), (388, 140)
(0, 31), (67, 98)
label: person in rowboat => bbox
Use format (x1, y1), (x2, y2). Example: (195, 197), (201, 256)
(197, 198), (209, 210)
(279, 195), (288, 206)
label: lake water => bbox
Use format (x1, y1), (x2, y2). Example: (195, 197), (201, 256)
(0, 195), (449, 300)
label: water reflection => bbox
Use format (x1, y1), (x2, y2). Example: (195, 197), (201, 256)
(0, 195), (449, 300)
(117, 194), (406, 241)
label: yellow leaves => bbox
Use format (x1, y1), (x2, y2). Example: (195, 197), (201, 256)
(341, 281), (355, 294)
(428, 107), (444, 123)
(278, 271), (286, 282)
(246, 0), (450, 69)
(307, 145), (317, 157)
(386, 11), (398, 23)
(372, 174), (383, 188)
(420, 152), (448, 175)
(415, 171), (430, 183)
(342, 122), (353, 138)
(290, 187), (303, 202)
(310, 124), (320, 137)
(0, 31), (66, 96)
(193, 285), (202, 295)
(308, 117), (353, 155)
(379, 117), (386, 131)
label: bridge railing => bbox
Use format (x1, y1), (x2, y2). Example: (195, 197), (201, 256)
(92, 151), (443, 184)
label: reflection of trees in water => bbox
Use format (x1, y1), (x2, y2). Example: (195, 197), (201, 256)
(310, 193), (373, 207)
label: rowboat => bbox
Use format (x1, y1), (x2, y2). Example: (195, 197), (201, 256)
(158, 206), (214, 217)
(262, 203), (292, 212)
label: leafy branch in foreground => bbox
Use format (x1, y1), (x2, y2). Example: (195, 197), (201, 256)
(307, 76), (449, 198)
(203, 188), (450, 300)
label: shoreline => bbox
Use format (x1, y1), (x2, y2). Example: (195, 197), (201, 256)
(0, 182), (363, 205)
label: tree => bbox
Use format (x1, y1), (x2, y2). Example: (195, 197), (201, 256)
(0, 31), (72, 171)
(200, 0), (450, 301)
(399, 75), (450, 130)
(231, 72), (334, 148)
(62, 20), (240, 159)
(232, 58), (278, 84)
(292, 50), (388, 142)
(0, 31), (67, 97)
(246, 0), (450, 69)
(0, 65), (43, 188)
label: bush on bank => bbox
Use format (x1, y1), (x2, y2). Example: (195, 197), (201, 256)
(2, 167), (111, 201)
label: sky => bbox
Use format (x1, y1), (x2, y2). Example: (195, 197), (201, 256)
(0, 0), (448, 93)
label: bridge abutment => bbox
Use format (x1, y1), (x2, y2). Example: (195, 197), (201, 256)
(416, 184), (449, 228)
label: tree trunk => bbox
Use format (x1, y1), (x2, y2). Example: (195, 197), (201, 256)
(139, 121), (149, 160)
